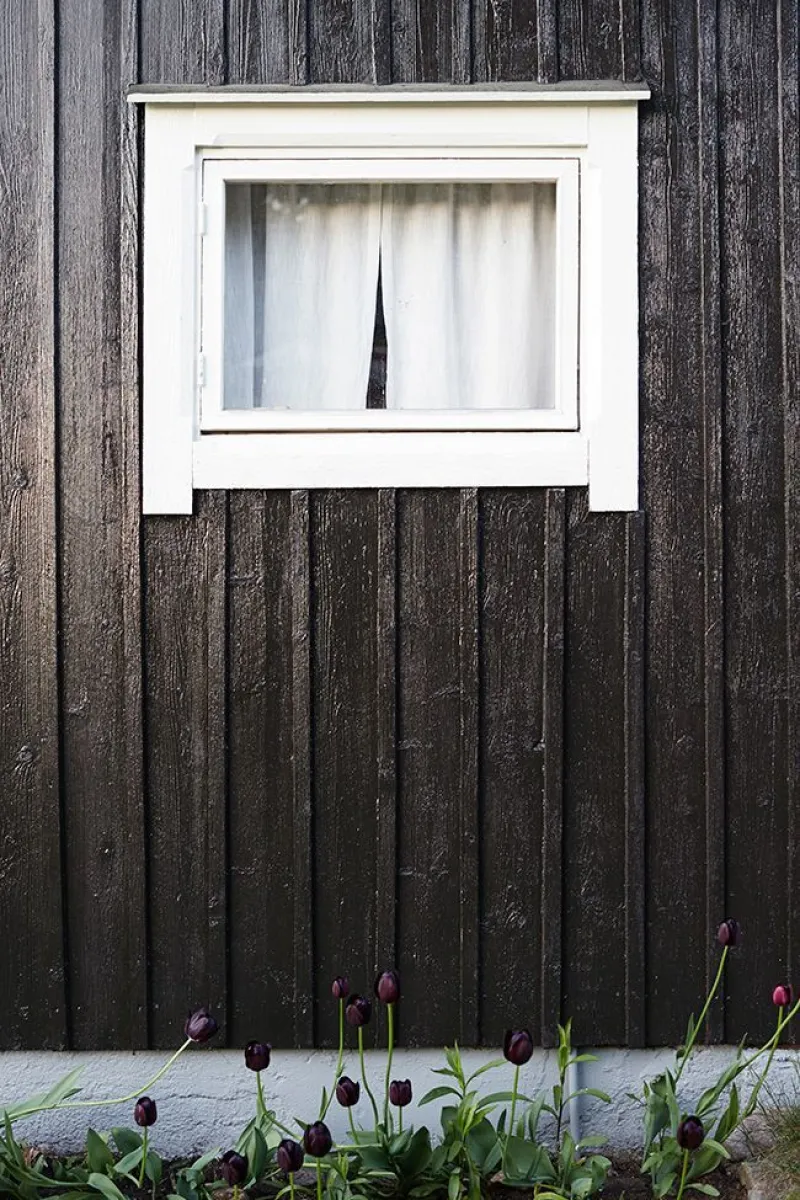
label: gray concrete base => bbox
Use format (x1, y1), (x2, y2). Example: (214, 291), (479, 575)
(0, 1046), (798, 1160)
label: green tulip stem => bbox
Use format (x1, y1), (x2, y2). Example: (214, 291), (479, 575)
(348, 1108), (359, 1143)
(10, 1039), (194, 1122)
(383, 1003), (395, 1130)
(138, 1127), (148, 1190)
(290, 1172), (296, 1200)
(502, 1064), (520, 1177)
(398, 1106), (403, 1135)
(358, 1027), (380, 1129)
(743, 1005), (784, 1119)
(674, 947), (728, 1089)
(316, 1159), (323, 1200)
(741, 993), (800, 1072)
(257, 1070), (267, 1120)
(675, 1149), (690, 1200)
(322, 1000), (346, 1120)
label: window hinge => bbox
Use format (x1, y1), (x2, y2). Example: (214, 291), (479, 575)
(197, 353), (206, 388)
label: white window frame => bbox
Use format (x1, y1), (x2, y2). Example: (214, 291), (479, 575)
(128, 86), (649, 514)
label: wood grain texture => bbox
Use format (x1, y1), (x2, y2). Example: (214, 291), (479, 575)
(391, 0), (472, 83)
(0, 0), (65, 1050)
(562, 498), (628, 1045)
(719, 0), (792, 1043)
(311, 491), (381, 1046)
(541, 489), (565, 1046)
(375, 491), (398, 989)
(639, 0), (725, 1045)
(624, 513), (646, 1047)
(479, 492), (547, 1046)
(144, 493), (228, 1046)
(140, 0), (229, 1049)
(557, 0), (639, 80)
(291, 491), (315, 1045)
(778, 0), (800, 1015)
(396, 493), (477, 1045)
(308, 0), (390, 83)
(227, 493), (298, 1046)
(57, 0), (147, 1050)
(227, 0), (290, 83)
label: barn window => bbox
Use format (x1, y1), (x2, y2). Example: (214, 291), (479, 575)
(129, 86), (649, 514)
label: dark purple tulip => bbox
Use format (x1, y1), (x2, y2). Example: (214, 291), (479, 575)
(335, 1076), (360, 1107)
(184, 1007), (218, 1043)
(717, 919), (740, 948)
(345, 994), (372, 1027)
(677, 1116), (705, 1152)
(303, 1121), (333, 1158)
(277, 1138), (305, 1174)
(773, 984), (793, 1007)
(503, 1029), (534, 1066)
(331, 977), (350, 1001)
(245, 1041), (271, 1072)
(133, 1096), (157, 1128)
(220, 1150), (248, 1187)
(389, 1079), (413, 1108)
(374, 970), (401, 1005)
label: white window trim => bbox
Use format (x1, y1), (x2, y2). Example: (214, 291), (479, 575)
(129, 85), (649, 515)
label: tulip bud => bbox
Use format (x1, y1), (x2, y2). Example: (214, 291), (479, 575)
(773, 984), (793, 1007)
(220, 1150), (248, 1187)
(345, 994), (371, 1027)
(331, 977), (349, 1000)
(277, 1138), (305, 1174)
(244, 1041), (271, 1072)
(335, 1076), (360, 1107)
(133, 1096), (157, 1128)
(677, 1116), (704, 1151)
(303, 1121), (333, 1158)
(389, 1079), (412, 1108)
(717, 919), (740, 947)
(503, 1029), (534, 1066)
(184, 1007), (218, 1043)
(374, 970), (401, 1005)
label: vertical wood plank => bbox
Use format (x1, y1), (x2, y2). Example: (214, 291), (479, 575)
(474, 0), (554, 83)
(719, 0), (793, 1042)
(396, 493), (479, 1046)
(291, 491), (315, 1046)
(308, 0), (390, 83)
(145, 493), (229, 1045)
(58, 0), (148, 1051)
(778, 0), (800, 1007)
(140, 0), (229, 1049)
(139, 0), (225, 82)
(541, 489), (565, 1047)
(227, 493), (299, 1047)
(459, 490), (480, 1045)
(562, 499), (629, 1045)
(311, 492), (382, 1047)
(223, 7), (309, 1051)
(391, 0), (472, 83)
(479, 492), (547, 1047)
(639, 0), (725, 1046)
(557, 0), (640, 80)
(624, 513), (646, 1047)
(227, 0), (289, 83)
(375, 491), (398, 990)
(0, 0), (65, 1050)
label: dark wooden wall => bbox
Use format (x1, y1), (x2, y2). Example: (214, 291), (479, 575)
(1, 0), (797, 1052)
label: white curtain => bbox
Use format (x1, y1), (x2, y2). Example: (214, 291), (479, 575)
(380, 182), (556, 410)
(224, 183), (381, 409)
(222, 181), (555, 411)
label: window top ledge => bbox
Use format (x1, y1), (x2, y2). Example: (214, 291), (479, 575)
(127, 82), (651, 107)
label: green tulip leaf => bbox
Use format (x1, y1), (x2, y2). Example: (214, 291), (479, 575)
(111, 1128), (142, 1157)
(466, 1059), (506, 1083)
(419, 1086), (461, 1106)
(112, 1147), (143, 1175)
(87, 1173), (127, 1200)
(686, 1186), (720, 1197)
(447, 1169), (462, 1200)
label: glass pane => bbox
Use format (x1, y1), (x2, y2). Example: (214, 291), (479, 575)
(221, 180), (558, 412)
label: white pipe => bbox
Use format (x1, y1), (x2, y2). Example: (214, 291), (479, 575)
(566, 1052), (583, 1146)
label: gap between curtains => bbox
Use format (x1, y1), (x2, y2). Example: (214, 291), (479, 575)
(222, 182), (556, 411)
